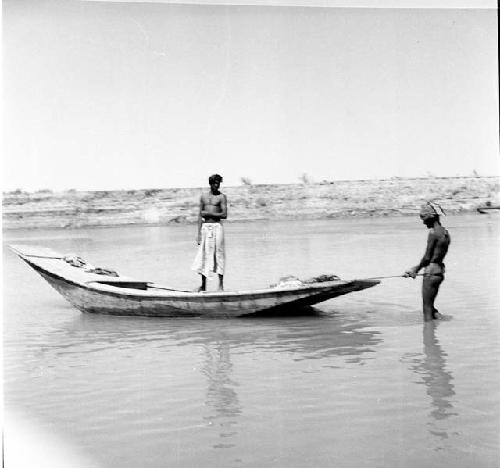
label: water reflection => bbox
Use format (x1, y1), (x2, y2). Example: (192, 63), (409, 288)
(3, 309), (384, 463)
(23, 310), (383, 366)
(4, 216), (499, 466)
(201, 341), (241, 449)
(409, 322), (457, 442)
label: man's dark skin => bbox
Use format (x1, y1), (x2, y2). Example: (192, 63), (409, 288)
(196, 178), (227, 291)
(404, 212), (450, 321)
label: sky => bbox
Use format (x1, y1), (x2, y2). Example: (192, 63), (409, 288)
(2, 0), (499, 191)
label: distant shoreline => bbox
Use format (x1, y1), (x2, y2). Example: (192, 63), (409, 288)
(3, 176), (499, 230)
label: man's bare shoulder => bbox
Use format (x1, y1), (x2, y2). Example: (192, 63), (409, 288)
(427, 229), (438, 241)
(433, 225), (450, 241)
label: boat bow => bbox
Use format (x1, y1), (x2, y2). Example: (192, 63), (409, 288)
(10, 244), (380, 317)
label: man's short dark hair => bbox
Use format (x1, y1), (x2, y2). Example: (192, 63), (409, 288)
(208, 174), (223, 185)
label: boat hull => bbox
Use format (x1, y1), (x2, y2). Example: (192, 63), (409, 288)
(13, 245), (380, 318)
(477, 206), (500, 214)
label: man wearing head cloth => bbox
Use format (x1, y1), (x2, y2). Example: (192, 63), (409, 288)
(404, 202), (451, 321)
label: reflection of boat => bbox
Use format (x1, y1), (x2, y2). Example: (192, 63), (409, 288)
(10, 245), (379, 318)
(33, 307), (383, 365)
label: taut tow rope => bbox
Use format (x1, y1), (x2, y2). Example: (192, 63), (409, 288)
(362, 273), (424, 280)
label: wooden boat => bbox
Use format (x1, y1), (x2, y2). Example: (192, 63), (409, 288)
(477, 205), (500, 214)
(10, 245), (380, 318)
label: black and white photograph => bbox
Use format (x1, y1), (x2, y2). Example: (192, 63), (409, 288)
(2, 0), (499, 466)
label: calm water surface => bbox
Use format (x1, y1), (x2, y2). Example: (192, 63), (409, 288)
(3, 216), (500, 467)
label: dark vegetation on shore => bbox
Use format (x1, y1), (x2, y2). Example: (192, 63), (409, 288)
(2, 177), (499, 230)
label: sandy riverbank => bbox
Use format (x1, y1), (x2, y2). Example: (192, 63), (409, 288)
(2, 177), (499, 230)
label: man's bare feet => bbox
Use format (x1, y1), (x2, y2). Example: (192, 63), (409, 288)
(433, 310), (443, 320)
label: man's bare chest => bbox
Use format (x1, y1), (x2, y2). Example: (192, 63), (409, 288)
(204, 194), (222, 207)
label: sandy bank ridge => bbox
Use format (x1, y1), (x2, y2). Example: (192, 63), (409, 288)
(2, 177), (499, 230)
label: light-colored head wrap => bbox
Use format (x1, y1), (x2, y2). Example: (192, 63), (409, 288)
(420, 203), (437, 219)
(420, 202), (445, 220)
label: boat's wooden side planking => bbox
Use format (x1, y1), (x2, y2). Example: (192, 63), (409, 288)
(11, 244), (380, 317)
(38, 269), (354, 317)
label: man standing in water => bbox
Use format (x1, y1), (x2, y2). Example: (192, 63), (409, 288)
(192, 174), (227, 291)
(404, 203), (450, 321)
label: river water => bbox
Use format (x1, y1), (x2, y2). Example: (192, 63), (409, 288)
(3, 215), (499, 467)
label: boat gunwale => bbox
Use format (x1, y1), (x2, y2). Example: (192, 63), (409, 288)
(20, 255), (374, 303)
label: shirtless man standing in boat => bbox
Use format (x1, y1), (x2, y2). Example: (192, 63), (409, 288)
(192, 174), (227, 291)
(404, 203), (450, 321)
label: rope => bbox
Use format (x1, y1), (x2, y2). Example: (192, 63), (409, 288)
(362, 273), (424, 280)
(19, 252), (425, 283)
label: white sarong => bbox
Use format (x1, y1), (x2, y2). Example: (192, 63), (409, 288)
(192, 223), (225, 277)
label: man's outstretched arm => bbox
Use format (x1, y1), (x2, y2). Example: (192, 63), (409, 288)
(404, 232), (436, 278)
